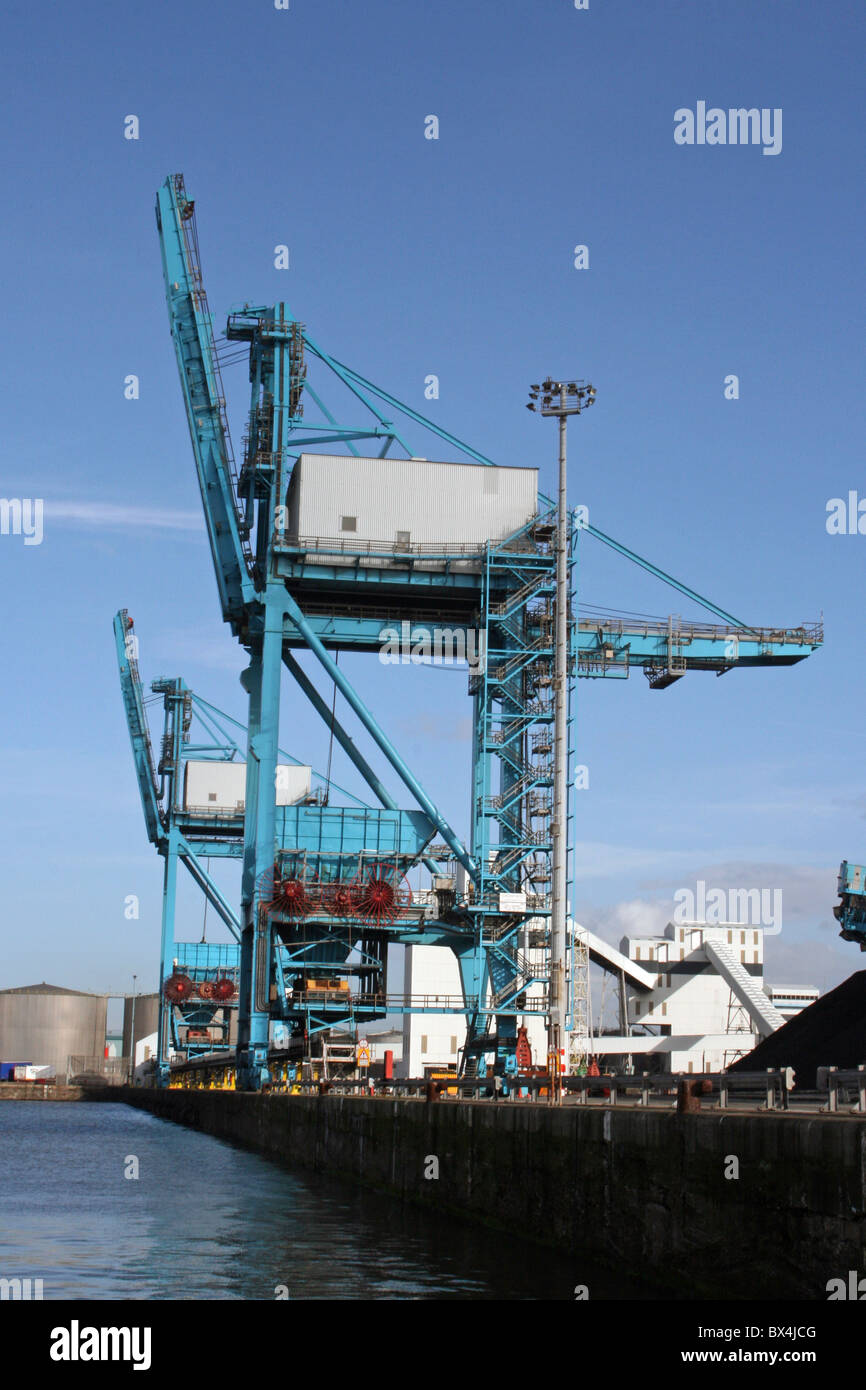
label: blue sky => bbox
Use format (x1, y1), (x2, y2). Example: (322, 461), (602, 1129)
(1, 0), (864, 1004)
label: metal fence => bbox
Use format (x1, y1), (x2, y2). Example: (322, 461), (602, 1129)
(67, 1056), (129, 1085)
(269, 1067), (858, 1113)
(820, 1066), (866, 1113)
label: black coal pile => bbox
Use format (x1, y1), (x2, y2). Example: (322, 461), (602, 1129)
(729, 970), (866, 1088)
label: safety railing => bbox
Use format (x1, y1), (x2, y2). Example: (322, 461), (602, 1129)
(820, 1066), (866, 1113)
(578, 611), (824, 647)
(276, 533), (484, 557)
(559, 1068), (793, 1110)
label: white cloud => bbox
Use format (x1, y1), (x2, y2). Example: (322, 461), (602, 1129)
(45, 501), (204, 532)
(762, 935), (853, 994)
(578, 896), (671, 944)
(640, 860), (838, 926)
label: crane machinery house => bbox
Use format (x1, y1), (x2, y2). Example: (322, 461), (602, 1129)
(284, 454), (539, 560)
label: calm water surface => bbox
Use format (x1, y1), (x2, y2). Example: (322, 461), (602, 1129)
(0, 1102), (653, 1300)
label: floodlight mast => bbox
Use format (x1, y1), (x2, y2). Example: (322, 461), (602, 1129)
(527, 378), (595, 1099)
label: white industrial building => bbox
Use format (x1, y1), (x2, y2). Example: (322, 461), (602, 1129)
(622, 921), (780, 1071)
(398, 938), (549, 1078)
(573, 921), (819, 1074)
(765, 984), (819, 1021)
(398, 946), (464, 1078)
(394, 920), (821, 1078)
(340, 920), (820, 1080)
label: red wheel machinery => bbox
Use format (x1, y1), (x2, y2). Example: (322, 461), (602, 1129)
(256, 864), (286, 912)
(354, 872), (409, 925)
(256, 865), (279, 904)
(302, 876), (325, 914)
(164, 973), (195, 1003)
(257, 864), (314, 920)
(323, 879), (359, 918)
(197, 979), (216, 1000)
(276, 876), (311, 919)
(213, 976), (236, 1002)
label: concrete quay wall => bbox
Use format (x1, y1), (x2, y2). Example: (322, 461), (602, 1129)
(120, 1089), (866, 1299)
(0, 1082), (116, 1101)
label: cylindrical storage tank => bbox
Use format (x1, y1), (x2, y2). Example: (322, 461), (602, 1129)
(122, 993), (160, 1063)
(0, 984), (108, 1078)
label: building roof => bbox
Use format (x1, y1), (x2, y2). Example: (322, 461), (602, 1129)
(768, 984), (819, 994)
(0, 982), (98, 997)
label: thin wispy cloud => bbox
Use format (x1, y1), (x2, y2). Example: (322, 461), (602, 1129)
(45, 501), (204, 532)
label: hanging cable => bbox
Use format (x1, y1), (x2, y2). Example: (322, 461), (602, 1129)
(200, 857), (211, 944)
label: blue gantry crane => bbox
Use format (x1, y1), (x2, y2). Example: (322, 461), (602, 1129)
(116, 172), (822, 1090)
(114, 609), (242, 1065)
(834, 862), (866, 948)
(114, 607), (383, 1075)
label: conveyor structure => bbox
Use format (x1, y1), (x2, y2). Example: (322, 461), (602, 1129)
(703, 938), (786, 1039)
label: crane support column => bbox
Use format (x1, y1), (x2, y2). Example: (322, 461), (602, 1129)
(156, 825), (181, 1085)
(238, 594), (285, 1090)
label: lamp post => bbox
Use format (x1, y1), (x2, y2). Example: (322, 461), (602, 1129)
(527, 379), (596, 1098)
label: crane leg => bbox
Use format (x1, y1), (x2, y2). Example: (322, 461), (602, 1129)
(237, 593), (285, 1090)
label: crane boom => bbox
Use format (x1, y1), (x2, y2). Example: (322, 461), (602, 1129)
(113, 610), (162, 846)
(155, 174), (254, 626)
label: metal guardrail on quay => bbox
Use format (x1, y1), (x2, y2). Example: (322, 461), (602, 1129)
(257, 1068), (800, 1110)
(819, 1066), (866, 1113)
(162, 1057), (866, 1113)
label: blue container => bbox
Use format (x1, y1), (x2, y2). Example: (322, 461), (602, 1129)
(0, 1062), (29, 1080)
